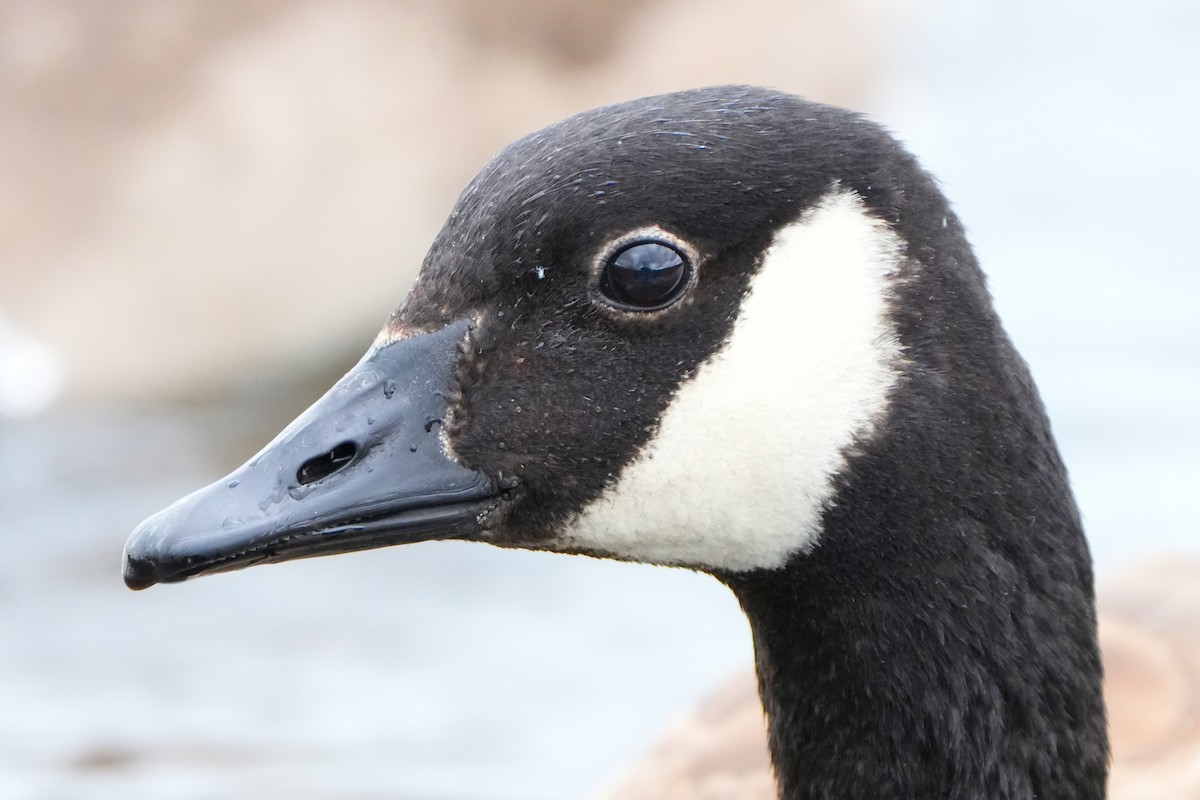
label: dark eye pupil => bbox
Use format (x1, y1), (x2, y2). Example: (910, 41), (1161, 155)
(605, 242), (687, 308)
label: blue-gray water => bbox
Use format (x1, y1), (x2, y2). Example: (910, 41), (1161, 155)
(1, 408), (752, 800)
(2, 2), (1197, 798)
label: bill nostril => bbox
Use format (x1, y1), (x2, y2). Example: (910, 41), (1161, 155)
(297, 441), (358, 486)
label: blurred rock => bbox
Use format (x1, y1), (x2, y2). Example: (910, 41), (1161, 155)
(1101, 560), (1200, 800)
(0, 0), (892, 404)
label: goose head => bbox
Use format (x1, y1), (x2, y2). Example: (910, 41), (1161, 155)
(123, 86), (1108, 798)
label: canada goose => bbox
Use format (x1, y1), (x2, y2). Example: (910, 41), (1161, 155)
(124, 85), (1108, 798)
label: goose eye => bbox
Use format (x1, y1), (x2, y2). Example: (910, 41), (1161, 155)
(601, 241), (689, 309)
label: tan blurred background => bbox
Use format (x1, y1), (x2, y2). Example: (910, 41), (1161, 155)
(1, 0), (891, 404)
(1, 1), (1197, 799)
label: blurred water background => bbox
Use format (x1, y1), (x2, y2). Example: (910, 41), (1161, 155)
(1, 1), (1197, 798)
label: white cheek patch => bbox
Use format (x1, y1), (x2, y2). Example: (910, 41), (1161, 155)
(554, 190), (906, 572)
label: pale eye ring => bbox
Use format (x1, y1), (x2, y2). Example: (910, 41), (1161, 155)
(600, 241), (690, 310)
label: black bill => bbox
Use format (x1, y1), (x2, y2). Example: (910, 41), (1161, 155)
(122, 319), (507, 590)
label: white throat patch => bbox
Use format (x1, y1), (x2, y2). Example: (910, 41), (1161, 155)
(555, 190), (906, 571)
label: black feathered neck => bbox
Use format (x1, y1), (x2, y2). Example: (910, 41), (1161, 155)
(722, 198), (1108, 798)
